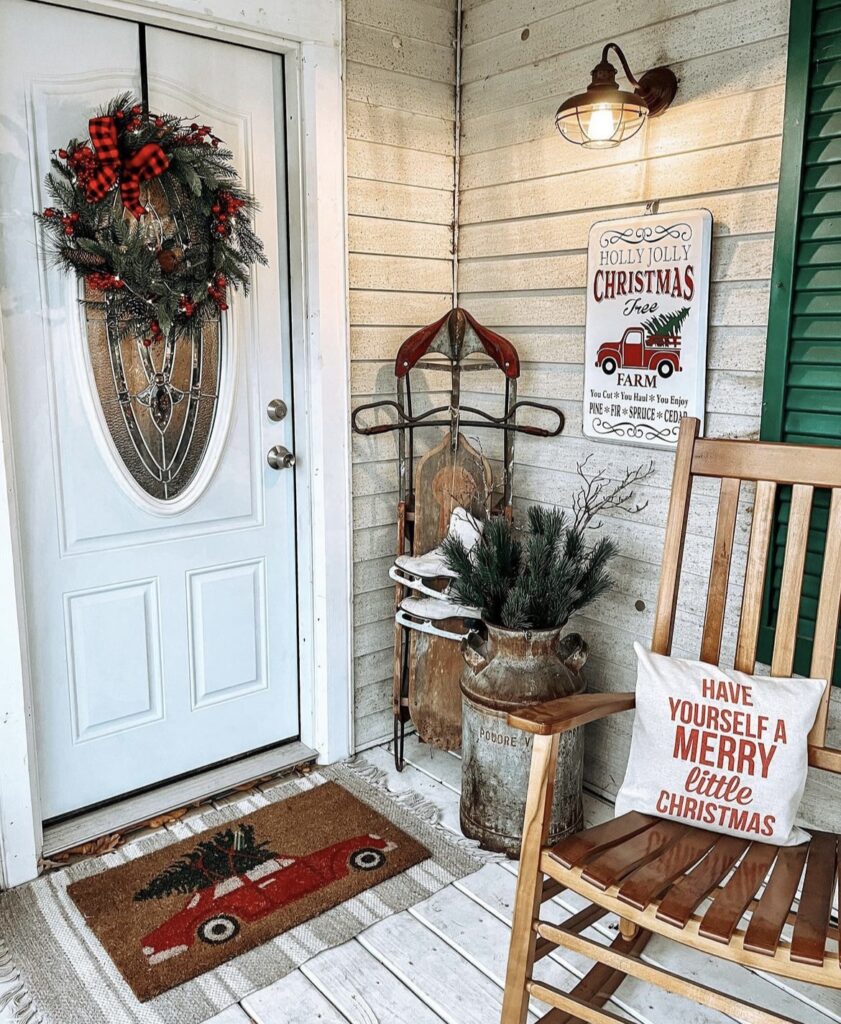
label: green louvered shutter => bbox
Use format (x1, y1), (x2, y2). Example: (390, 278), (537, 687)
(757, 0), (841, 682)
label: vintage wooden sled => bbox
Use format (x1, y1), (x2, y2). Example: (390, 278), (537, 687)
(352, 308), (564, 769)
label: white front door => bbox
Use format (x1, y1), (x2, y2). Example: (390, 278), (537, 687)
(0, 1), (300, 820)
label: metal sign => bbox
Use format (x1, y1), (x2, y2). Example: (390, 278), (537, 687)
(583, 209), (713, 449)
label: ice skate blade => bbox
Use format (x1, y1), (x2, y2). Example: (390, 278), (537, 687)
(401, 593), (482, 621)
(395, 608), (474, 642)
(389, 563), (456, 599)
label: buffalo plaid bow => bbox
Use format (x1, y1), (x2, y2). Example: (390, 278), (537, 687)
(85, 115), (169, 218)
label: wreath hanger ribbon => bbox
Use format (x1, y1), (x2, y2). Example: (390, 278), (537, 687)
(85, 115), (170, 218)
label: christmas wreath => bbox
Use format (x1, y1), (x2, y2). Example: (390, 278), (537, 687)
(36, 93), (266, 346)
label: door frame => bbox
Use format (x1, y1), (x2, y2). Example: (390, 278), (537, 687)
(0, 0), (352, 888)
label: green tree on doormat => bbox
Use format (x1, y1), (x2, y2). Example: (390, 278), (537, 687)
(134, 824), (279, 901)
(641, 305), (690, 338)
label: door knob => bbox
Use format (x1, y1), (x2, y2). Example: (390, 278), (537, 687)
(267, 445), (296, 470)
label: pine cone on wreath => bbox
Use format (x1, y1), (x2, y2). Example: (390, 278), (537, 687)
(64, 247), (107, 270)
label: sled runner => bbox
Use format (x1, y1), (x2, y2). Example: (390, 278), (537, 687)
(352, 308), (564, 769)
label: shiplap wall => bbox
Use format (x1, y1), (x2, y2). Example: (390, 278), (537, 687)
(456, 0), (841, 829)
(347, 0), (457, 748)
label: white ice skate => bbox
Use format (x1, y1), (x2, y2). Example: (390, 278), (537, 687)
(396, 593), (481, 642)
(389, 506), (482, 600)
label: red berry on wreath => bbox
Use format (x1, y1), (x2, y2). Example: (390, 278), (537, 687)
(142, 337), (152, 347)
(58, 149), (68, 159)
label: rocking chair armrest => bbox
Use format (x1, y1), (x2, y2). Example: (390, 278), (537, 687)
(507, 691), (636, 736)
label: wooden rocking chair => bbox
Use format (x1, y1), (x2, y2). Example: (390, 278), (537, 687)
(501, 416), (841, 1024)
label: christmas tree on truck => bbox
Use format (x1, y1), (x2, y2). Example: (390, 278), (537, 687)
(640, 305), (690, 341)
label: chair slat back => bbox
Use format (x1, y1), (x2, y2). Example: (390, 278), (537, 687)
(654, 417), (841, 757)
(651, 417), (698, 656)
(734, 480), (777, 674)
(699, 476), (740, 665)
(809, 490), (841, 745)
(770, 484), (814, 677)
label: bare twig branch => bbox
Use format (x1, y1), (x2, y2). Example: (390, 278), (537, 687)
(572, 458), (655, 531)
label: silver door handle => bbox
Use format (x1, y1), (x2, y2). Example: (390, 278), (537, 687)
(267, 445), (296, 470)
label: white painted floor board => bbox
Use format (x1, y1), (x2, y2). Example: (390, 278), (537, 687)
(243, 969), (351, 1023)
(360, 910), (539, 1024)
(201, 1008), (253, 1024)
(302, 939), (447, 1023)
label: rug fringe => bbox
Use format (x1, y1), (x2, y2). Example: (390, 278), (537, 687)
(341, 758), (442, 826)
(0, 935), (44, 1024)
(340, 757), (502, 862)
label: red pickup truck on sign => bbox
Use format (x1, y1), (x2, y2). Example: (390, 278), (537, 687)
(596, 326), (682, 378)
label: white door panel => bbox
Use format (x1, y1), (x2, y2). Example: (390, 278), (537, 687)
(0, 2), (299, 819)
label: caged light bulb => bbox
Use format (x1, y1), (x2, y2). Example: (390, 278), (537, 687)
(585, 104), (619, 143)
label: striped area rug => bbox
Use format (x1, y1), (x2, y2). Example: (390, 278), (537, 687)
(0, 759), (486, 1024)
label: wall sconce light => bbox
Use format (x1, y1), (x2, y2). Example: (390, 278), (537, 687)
(555, 43), (677, 149)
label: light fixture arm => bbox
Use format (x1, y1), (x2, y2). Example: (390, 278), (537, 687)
(601, 43), (639, 88)
(596, 40), (678, 118)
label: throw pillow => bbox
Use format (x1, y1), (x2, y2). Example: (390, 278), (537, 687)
(615, 643), (826, 846)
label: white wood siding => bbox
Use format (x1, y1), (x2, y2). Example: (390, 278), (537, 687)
(455, 0), (841, 829)
(347, 0), (457, 748)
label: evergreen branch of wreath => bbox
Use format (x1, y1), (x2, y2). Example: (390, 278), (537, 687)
(35, 92), (267, 348)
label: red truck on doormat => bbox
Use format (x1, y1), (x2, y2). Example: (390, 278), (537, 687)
(140, 833), (396, 965)
(595, 306), (689, 379)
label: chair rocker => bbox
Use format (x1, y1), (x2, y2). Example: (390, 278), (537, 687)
(501, 416), (841, 1024)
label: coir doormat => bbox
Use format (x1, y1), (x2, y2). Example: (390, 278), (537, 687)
(0, 760), (486, 1024)
(68, 780), (429, 1001)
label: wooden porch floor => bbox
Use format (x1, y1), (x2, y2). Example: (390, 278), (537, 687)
(221, 738), (841, 1024)
(4, 738), (841, 1024)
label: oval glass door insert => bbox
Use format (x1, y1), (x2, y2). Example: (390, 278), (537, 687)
(82, 180), (222, 502)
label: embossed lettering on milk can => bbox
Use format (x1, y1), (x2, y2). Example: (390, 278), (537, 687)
(460, 626), (587, 857)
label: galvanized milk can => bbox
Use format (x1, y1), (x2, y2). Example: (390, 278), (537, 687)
(459, 625), (587, 857)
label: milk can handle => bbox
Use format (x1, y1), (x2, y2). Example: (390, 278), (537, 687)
(556, 632), (589, 672)
(461, 631), (489, 672)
